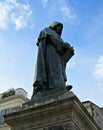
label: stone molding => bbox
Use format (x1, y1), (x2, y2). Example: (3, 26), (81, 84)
(4, 91), (101, 130)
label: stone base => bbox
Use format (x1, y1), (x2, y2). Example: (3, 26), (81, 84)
(4, 91), (100, 130)
(23, 87), (68, 107)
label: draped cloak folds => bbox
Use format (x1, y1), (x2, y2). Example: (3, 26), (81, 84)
(33, 22), (67, 91)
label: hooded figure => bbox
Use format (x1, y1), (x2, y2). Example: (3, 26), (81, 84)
(32, 22), (74, 96)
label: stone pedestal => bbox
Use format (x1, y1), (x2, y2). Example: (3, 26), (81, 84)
(4, 91), (100, 130)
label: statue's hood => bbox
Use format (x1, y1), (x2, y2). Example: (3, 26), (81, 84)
(49, 21), (63, 35)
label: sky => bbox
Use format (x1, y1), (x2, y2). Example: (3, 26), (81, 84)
(0, 0), (103, 106)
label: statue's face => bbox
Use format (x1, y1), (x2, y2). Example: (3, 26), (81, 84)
(54, 24), (62, 35)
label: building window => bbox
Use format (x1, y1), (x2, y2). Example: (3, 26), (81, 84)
(0, 108), (12, 124)
(2, 89), (15, 98)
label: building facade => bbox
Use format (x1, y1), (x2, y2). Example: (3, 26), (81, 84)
(83, 101), (103, 130)
(0, 88), (29, 130)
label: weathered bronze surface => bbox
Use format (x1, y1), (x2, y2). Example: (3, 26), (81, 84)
(32, 22), (74, 98)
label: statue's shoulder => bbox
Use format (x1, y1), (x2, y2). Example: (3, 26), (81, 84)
(38, 27), (54, 39)
(37, 28), (51, 41)
(41, 27), (52, 34)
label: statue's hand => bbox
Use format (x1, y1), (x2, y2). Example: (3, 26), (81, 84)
(65, 42), (70, 46)
(64, 42), (74, 52)
(57, 43), (72, 55)
(62, 43), (70, 51)
(63, 43), (69, 49)
(57, 46), (63, 55)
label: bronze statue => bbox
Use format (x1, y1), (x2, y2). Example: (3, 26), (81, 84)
(32, 21), (74, 96)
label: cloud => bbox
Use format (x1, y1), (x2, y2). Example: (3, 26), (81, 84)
(42, 0), (78, 23)
(60, 6), (76, 20)
(99, 88), (103, 93)
(0, 0), (32, 30)
(93, 55), (103, 91)
(66, 58), (76, 70)
(94, 56), (103, 80)
(59, 1), (77, 22)
(42, 0), (48, 7)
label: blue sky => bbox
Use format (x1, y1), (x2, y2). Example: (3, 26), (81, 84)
(0, 0), (103, 106)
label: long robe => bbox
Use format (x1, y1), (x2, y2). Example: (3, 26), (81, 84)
(33, 27), (67, 90)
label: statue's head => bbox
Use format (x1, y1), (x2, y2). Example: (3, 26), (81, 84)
(49, 21), (63, 36)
